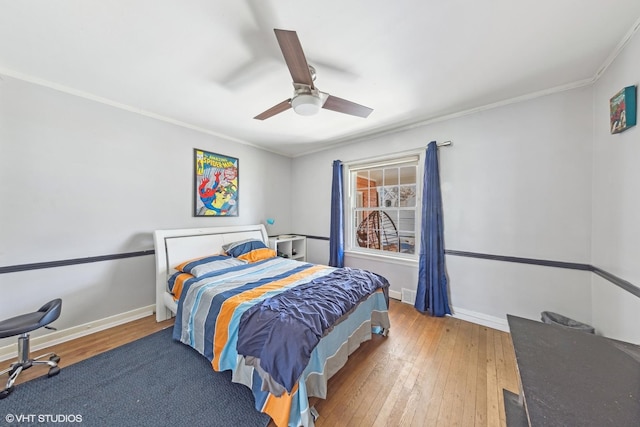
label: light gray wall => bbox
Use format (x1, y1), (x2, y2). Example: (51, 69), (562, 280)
(292, 87), (594, 327)
(591, 29), (640, 342)
(294, 27), (640, 341)
(0, 76), (292, 344)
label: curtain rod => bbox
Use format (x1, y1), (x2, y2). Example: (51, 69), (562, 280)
(339, 142), (452, 166)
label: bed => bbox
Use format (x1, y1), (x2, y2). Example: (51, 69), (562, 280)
(153, 225), (390, 427)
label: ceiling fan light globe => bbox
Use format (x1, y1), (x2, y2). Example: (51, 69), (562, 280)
(291, 94), (322, 116)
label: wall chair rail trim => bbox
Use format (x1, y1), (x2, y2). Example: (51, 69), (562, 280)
(592, 266), (640, 299)
(0, 250), (155, 274)
(1, 245), (638, 300)
(444, 250), (592, 271)
(445, 250), (639, 299)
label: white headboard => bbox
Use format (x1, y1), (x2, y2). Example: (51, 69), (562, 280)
(153, 224), (268, 321)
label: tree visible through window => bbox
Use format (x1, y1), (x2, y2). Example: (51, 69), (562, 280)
(348, 156), (419, 256)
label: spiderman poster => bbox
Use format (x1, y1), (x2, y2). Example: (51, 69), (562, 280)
(194, 149), (239, 216)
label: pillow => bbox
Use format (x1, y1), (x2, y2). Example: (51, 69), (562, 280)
(221, 238), (267, 254)
(167, 271), (195, 301)
(222, 239), (267, 257)
(223, 239), (277, 263)
(236, 247), (277, 263)
(174, 254), (246, 278)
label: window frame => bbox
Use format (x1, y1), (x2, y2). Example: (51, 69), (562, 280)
(344, 149), (424, 261)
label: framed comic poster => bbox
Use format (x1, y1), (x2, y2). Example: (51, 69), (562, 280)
(194, 149), (239, 216)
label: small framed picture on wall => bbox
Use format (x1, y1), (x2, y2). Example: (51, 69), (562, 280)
(194, 149), (239, 216)
(609, 85), (637, 134)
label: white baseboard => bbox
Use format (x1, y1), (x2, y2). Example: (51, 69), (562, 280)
(0, 305), (155, 362)
(451, 306), (509, 332)
(391, 289), (509, 333)
(389, 290), (402, 300)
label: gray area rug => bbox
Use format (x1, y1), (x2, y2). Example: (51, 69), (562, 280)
(0, 328), (270, 427)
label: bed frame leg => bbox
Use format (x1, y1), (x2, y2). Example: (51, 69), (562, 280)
(155, 307), (173, 322)
(310, 406), (319, 421)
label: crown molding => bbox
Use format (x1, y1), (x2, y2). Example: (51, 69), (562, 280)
(594, 16), (640, 81)
(294, 78), (594, 157)
(0, 67), (290, 158)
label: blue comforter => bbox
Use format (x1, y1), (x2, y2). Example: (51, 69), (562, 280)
(236, 267), (390, 392)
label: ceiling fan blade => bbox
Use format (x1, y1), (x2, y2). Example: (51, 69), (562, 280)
(274, 29), (314, 87)
(322, 95), (373, 118)
(254, 99), (292, 120)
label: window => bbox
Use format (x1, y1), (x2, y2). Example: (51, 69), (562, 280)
(346, 153), (421, 258)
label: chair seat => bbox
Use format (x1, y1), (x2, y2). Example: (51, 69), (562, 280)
(0, 313), (48, 339)
(0, 299), (62, 339)
(1, 298), (63, 399)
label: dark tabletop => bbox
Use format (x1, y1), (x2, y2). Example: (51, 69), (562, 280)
(507, 315), (640, 427)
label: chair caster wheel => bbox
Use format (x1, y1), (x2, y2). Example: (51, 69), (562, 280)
(50, 355), (60, 363)
(0, 386), (14, 399)
(48, 366), (60, 377)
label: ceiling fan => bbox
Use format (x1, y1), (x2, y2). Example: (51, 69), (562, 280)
(254, 29), (373, 120)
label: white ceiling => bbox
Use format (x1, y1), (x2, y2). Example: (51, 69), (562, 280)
(2, 1), (640, 157)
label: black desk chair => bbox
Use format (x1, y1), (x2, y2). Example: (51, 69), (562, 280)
(0, 299), (62, 399)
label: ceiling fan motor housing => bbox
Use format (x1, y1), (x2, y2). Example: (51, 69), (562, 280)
(291, 87), (322, 116)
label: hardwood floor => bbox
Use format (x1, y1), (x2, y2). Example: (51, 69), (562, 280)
(308, 301), (519, 427)
(2, 300), (518, 426)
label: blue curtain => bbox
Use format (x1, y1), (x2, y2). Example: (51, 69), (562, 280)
(329, 160), (344, 267)
(415, 142), (451, 316)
